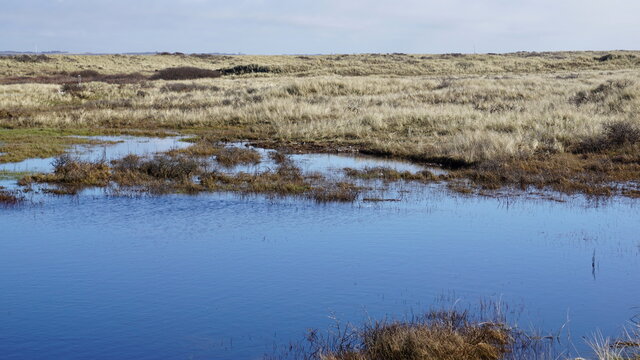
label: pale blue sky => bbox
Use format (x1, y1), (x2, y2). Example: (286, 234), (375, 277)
(2, 0), (639, 54)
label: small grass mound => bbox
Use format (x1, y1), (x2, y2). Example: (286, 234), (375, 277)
(20, 155), (110, 187)
(216, 147), (261, 167)
(574, 120), (640, 153)
(303, 310), (513, 360)
(344, 167), (436, 182)
(0, 188), (24, 206)
(150, 67), (221, 80)
(60, 83), (86, 98)
(310, 182), (360, 202)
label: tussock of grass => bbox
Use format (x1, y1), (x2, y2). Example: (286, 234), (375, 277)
(574, 120), (640, 153)
(114, 154), (200, 180)
(344, 167), (437, 182)
(588, 326), (640, 360)
(215, 147), (261, 167)
(60, 83), (87, 98)
(310, 182), (360, 202)
(20, 154), (110, 187)
(0, 188), (24, 206)
(290, 310), (513, 360)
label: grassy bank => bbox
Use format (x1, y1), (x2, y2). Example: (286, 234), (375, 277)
(1, 51), (639, 197)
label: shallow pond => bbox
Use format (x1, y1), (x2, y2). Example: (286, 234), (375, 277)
(1, 137), (639, 359)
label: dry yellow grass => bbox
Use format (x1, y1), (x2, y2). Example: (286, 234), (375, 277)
(1, 51), (639, 196)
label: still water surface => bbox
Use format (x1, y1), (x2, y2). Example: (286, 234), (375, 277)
(1, 137), (639, 359)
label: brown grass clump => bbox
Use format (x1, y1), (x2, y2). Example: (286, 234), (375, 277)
(215, 147), (262, 167)
(201, 155), (309, 196)
(0, 188), (24, 206)
(303, 310), (512, 360)
(149, 67), (221, 80)
(344, 167), (437, 182)
(574, 120), (640, 153)
(310, 182), (360, 203)
(60, 83), (86, 98)
(450, 150), (640, 196)
(200, 171), (311, 196)
(114, 154), (200, 180)
(110, 154), (203, 193)
(20, 155), (110, 187)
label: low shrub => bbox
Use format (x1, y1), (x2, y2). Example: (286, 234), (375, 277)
(150, 67), (221, 80)
(574, 120), (640, 153)
(220, 64), (278, 76)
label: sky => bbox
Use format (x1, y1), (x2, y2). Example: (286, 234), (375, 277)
(1, 0), (639, 54)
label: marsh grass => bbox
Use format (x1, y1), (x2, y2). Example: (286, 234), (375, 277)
(21, 152), (362, 202)
(0, 129), (105, 163)
(20, 154), (110, 187)
(2, 51), (640, 197)
(268, 309), (554, 360)
(0, 188), (24, 206)
(588, 326), (640, 360)
(215, 146), (262, 167)
(344, 167), (437, 182)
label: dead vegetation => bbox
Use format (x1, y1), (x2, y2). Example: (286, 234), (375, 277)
(20, 154), (110, 187)
(0, 188), (24, 206)
(275, 310), (518, 360)
(573, 120), (640, 154)
(344, 167), (437, 182)
(19, 151), (362, 202)
(215, 147), (261, 167)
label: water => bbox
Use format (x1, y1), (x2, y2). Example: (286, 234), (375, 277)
(0, 135), (191, 174)
(1, 137), (639, 360)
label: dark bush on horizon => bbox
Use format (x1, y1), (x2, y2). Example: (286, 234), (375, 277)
(220, 64), (278, 75)
(8, 54), (52, 63)
(150, 67), (222, 80)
